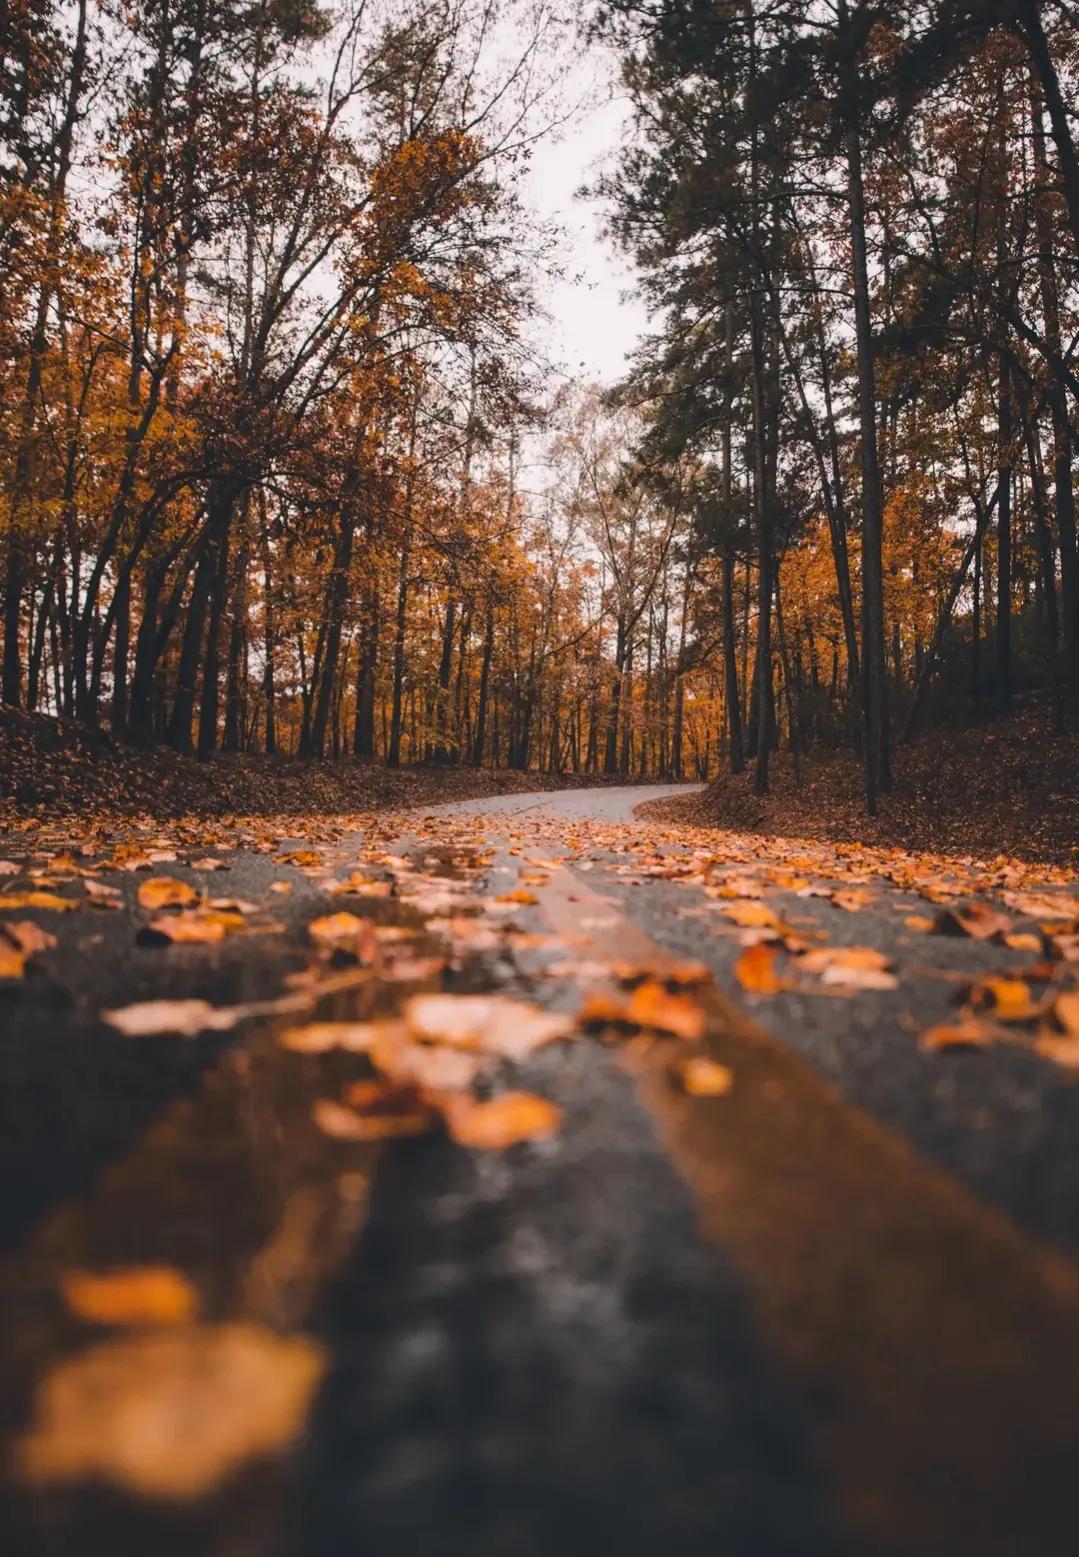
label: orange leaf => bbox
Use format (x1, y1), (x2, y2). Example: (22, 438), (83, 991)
(15, 1324), (325, 1499)
(61, 1267), (199, 1328)
(671, 1057), (734, 1097)
(967, 976), (1041, 1022)
(721, 901), (779, 929)
(932, 901), (1012, 940)
(2, 920), (57, 956)
(313, 1091), (434, 1142)
(920, 1020), (997, 1052)
(0, 891), (77, 912)
(1053, 991), (1079, 1036)
(141, 910), (243, 944)
(0, 945), (26, 978)
(734, 942), (782, 993)
(137, 877), (198, 911)
(625, 979), (707, 1040)
(435, 1091), (562, 1150)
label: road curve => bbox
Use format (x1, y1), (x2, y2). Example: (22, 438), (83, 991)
(427, 781), (704, 823)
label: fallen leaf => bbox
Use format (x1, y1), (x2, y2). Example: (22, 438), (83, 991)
(279, 1021), (382, 1054)
(308, 913), (380, 964)
(61, 1267), (199, 1328)
(371, 1031), (483, 1091)
(2, 920), (57, 959)
(671, 1057), (734, 1096)
(578, 992), (630, 1029)
(800, 946), (898, 990)
(15, 1324), (325, 1499)
(0, 891), (77, 912)
(0, 944), (26, 978)
(402, 993), (574, 1059)
(1053, 991), (1079, 1035)
(625, 979), (707, 1040)
(313, 1090), (435, 1141)
(1003, 932), (1043, 952)
(140, 909), (245, 945)
(1002, 891), (1079, 921)
(967, 976), (1042, 1022)
(434, 1090), (562, 1149)
(734, 942), (783, 993)
(920, 1019), (998, 1052)
(932, 902), (1012, 940)
(137, 877), (199, 911)
(904, 915), (935, 932)
(1034, 1033), (1079, 1068)
(102, 1000), (250, 1038)
(611, 959), (712, 988)
(276, 850), (322, 868)
(340, 1080), (438, 1137)
(494, 888), (538, 906)
(84, 879), (122, 905)
(721, 900), (780, 930)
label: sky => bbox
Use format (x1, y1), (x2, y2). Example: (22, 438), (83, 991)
(519, 59), (651, 389)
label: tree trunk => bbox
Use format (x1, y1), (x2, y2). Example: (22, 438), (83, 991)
(841, 0), (890, 808)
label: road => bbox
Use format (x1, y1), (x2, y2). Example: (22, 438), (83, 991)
(1, 782), (1078, 1556)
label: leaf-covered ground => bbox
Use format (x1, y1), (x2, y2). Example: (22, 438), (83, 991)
(0, 709), (645, 823)
(645, 707), (1079, 866)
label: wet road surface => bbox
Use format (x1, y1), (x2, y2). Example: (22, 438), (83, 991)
(2, 783), (1078, 1556)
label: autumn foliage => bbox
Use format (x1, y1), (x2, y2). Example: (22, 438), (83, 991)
(3, 1), (1079, 814)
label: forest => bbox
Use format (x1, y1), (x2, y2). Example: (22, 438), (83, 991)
(2, 0), (1078, 814)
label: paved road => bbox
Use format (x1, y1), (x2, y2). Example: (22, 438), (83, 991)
(431, 782), (704, 821)
(1, 784), (1078, 1556)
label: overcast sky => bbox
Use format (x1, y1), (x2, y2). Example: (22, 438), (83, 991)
(519, 58), (650, 389)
